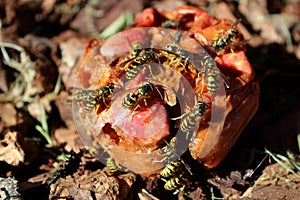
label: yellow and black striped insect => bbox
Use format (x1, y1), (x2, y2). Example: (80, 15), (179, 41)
(199, 55), (221, 94)
(179, 101), (208, 133)
(164, 173), (188, 191)
(212, 19), (241, 55)
(199, 55), (230, 95)
(122, 82), (155, 110)
(159, 137), (192, 191)
(162, 19), (180, 29)
(160, 30), (195, 73)
(68, 84), (114, 112)
(160, 137), (192, 175)
(119, 49), (160, 82)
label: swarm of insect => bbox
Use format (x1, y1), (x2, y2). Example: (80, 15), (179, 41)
(71, 7), (259, 198)
(158, 101), (208, 191)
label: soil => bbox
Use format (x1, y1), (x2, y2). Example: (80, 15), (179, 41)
(0, 0), (300, 200)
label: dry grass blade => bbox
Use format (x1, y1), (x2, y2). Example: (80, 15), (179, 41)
(0, 20), (38, 101)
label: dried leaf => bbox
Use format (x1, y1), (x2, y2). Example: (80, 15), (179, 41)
(0, 131), (24, 166)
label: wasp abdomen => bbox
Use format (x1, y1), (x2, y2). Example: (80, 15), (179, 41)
(160, 160), (182, 178)
(164, 174), (187, 190)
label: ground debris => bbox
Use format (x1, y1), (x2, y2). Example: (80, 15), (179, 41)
(49, 168), (136, 200)
(138, 189), (160, 200)
(188, 187), (207, 200)
(207, 170), (250, 199)
(241, 185), (300, 200)
(253, 162), (300, 189)
(0, 176), (23, 200)
(0, 131), (25, 166)
(241, 162), (300, 200)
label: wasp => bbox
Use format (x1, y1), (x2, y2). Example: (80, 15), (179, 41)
(199, 54), (230, 95)
(160, 162), (190, 191)
(179, 101), (208, 133)
(160, 137), (192, 175)
(171, 100), (208, 136)
(159, 137), (192, 191)
(162, 19), (180, 29)
(165, 44), (192, 67)
(68, 84), (114, 112)
(119, 49), (160, 82)
(160, 30), (195, 73)
(198, 55), (220, 94)
(212, 19), (241, 55)
(122, 82), (155, 110)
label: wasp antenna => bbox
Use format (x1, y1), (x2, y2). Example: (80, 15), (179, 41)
(222, 73), (230, 89)
(231, 18), (242, 28)
(90, 140), (108, 158)
(180, 159), (193, 176)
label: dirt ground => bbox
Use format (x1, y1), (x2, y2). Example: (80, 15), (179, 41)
(0, 0), (300, 200)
